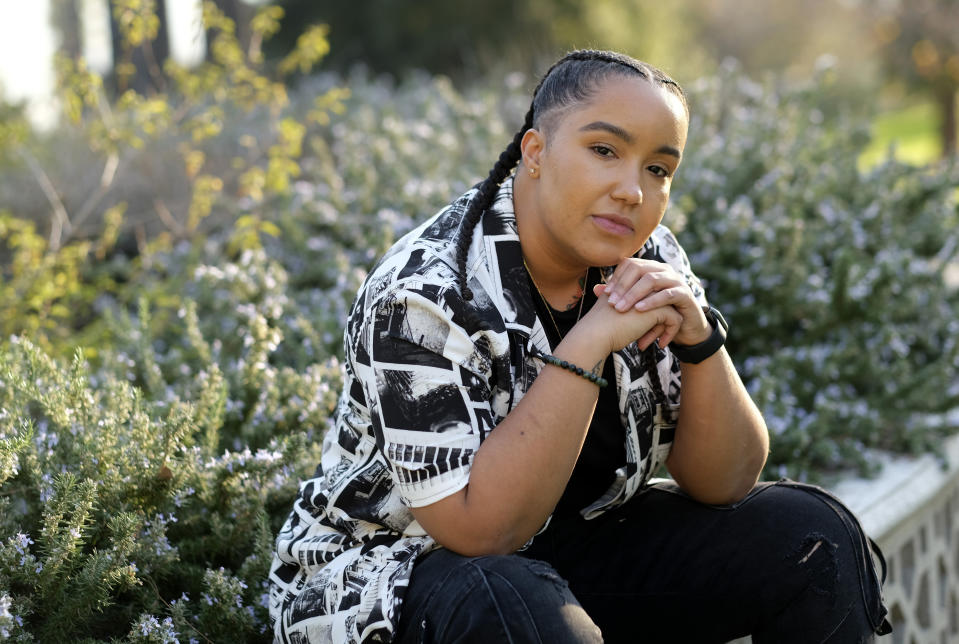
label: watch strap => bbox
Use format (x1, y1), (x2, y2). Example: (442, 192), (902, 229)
(669, 305), (728, 364)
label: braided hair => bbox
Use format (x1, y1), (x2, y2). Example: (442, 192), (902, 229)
(455, 50), (688, 393)
(455, 49), (688, 301)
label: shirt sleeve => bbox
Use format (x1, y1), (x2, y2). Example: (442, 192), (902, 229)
(360, 283), (495, 509)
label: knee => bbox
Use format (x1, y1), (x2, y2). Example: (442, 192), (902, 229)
(763, 483), (852, 549)
(767, 483), (884, 601)
(752, 482), (890, 638)
(437, 555), (602, 643)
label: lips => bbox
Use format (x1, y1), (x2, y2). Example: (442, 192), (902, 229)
(591, 214), (635, 236)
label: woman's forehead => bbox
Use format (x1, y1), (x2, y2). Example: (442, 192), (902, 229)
(550, 76), (688, 143)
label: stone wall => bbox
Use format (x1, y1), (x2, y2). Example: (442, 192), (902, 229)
(727, 432), (959, 644)
(832, 434), (959, 644)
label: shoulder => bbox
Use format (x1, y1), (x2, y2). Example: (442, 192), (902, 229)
(640, 225), (687, 266)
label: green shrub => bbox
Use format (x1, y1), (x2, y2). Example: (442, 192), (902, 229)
(0, 335), (332, 640)
(673, 60), (959, 479)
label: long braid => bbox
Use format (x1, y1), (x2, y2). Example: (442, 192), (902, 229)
(456, 106), (533, 300)
(641, 345), (668, 406)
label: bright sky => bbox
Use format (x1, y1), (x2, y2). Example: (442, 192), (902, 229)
(0, 0), (57, 126)
(0, 0), (204, 129)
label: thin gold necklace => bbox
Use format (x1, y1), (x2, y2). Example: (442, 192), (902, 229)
(524, 259), (588, 340)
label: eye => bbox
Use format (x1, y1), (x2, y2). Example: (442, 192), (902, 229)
(590, 144), (616, 158)
(648, 165), (671, 178)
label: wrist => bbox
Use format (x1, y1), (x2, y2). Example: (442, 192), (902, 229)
(669, 305), (728, 364)
(556, 320), (612, 369)
(675, 308), (711, 346)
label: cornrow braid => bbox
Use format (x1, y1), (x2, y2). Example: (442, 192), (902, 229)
(531, 49), (688, 132)
(641, 345), (668, 406)
(456, 106), (533, 300)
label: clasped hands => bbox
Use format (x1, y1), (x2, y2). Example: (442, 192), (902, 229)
(585, 258), (710, 353)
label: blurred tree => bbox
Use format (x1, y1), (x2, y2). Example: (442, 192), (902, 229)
(543, 0), (712, 82)
(51, 0), (83, 60)
(207, 0), (255, 62)
(108, 0), (171, 94)
(268, 0), (575, 79)
(692, 0), (873, 76)
(266, 0), (877, 97)
(870, 0), (959, 157)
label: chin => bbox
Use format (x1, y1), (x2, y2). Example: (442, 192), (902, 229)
(590, 246), (642, 267)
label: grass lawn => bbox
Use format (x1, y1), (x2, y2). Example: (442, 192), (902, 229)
(859, 100), (943, 169)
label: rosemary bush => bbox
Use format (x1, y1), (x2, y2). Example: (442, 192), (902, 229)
(673, 61), (959, 479)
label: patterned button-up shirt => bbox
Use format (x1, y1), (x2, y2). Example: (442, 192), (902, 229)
(269, 176), (707, 643)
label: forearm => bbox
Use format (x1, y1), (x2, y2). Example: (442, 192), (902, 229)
(666, 348), (769, 505)
(411, 326), (607, 555)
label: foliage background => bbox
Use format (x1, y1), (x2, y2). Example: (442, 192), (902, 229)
(0, 1), (957, 641)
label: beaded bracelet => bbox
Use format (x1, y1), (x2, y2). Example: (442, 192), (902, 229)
(532, 349), (608, 388)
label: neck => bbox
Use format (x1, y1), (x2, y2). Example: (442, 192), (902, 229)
(514, 170), (590, 308)
(525, 256), (588, 311)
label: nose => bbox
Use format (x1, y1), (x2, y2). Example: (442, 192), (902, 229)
(611, 173), (643, 205)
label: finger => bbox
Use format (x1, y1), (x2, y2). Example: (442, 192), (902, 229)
(605, 263), (644, 302)
(634, 285), (678, 311)
(634, 285), (696, 312)
(615, 273), (681, 311)
(657, 307), (684, 345)
(602, 260), (635, 292)
(637, 325), (664, 351)
(605, 258), (669, 298)
(640, 306), (683, 346)
(659, 323), (679, 348)
(602, 271), (616, 293)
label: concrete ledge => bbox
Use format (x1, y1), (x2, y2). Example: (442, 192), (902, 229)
(828, 432), (959, 642)
(830, 433), (959, 541)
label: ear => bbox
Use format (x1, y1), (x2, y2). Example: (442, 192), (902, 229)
(520, 128), (546, 172)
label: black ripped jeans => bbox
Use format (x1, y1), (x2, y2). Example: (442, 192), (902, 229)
(394, 480), (891, 643)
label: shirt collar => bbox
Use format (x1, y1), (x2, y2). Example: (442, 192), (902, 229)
(478, 174), (539, 337)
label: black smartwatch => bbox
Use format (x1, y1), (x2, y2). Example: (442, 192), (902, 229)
(669, 305), (728, 364)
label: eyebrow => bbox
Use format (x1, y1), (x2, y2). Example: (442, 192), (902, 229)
(578, 120), (682, 159)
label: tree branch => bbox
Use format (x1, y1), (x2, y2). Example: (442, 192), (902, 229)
(72, 152), (120, 232)
(153, 198), (185, 237)
(19, 149), (72, 252)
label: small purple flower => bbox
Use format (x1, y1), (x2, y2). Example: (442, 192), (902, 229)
(12, 532), (34, 554)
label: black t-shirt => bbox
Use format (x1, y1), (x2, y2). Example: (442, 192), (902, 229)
(528, 269), (626, 517)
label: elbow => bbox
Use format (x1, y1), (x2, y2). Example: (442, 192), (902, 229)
(432, 526), (526, 557)
(410, 487), (541, 556)
(713, 450), (768, 505)
(668, 450), (767, 506)
(677, 477), (758, 507)
(713, 476), (761, 506)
